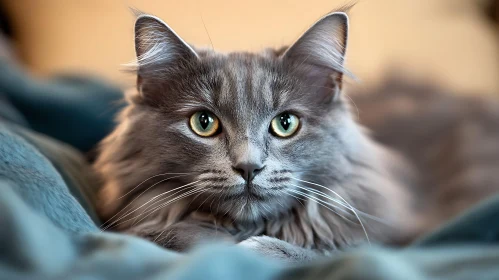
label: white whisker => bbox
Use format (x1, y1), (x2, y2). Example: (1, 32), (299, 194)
(101, 180), (200, 231)
(344, 93), (360, 120)
(133, 187), (208, 226)
(101, 173), (192, 228)
(292, 183), (389, 225)
(111, 187), (204, 230)
(153, 228), (167, 242)
(281, 190), (308, 208)
(158, 228), (175, 244)
(290, 177), (371, 246)
(290, 184), (350, 209)
(196, 191), (216, 213)
(118, 173), (192, 200)
(286, 189), (357, 224)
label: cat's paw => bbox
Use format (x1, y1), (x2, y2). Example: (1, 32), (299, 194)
(239, 236), (320, 263)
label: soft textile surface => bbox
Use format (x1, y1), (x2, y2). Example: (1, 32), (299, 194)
(0, 61), (124, 152)
(1, 147), (499, 280)
(1, 61), (499, 279)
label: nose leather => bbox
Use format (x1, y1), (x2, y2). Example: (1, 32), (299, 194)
(233, 162), (264, 182)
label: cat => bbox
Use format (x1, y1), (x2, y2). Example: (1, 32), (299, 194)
(93, 7), (499, 262)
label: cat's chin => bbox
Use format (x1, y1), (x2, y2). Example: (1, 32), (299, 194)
(219, 195), (288, 223)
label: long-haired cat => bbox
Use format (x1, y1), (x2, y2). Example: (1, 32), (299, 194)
(94, 7), (499, 261)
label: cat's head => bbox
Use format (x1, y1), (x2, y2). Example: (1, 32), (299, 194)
(97, 10), (368, 224)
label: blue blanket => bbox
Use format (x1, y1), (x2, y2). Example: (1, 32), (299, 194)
(1, 61), (499, 279)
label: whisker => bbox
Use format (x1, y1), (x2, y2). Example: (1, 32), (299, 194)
(290, 177), (371, 246)
(281, 190), (307, 208)
(187, 187), (209, 209)
(290, 184), (350, 209)
(104, 186), (196, 231)
(271, 188), (287, 210)
(132, 187), (208, 227)
(219, 185), (231, 216)
(200, 14), (214, 50)
(111, 186), (204, 230)
(130, 184), (201, 225)
(195, 191), (216, 213)
(158, 228), (175, 244)
(153, 228), (167, 242)
(129, 184), (206, 224)
(223, 197), (234, 217)
(286, 189), (357, 224)
(101, 173), (192, 228)
(344, 93), (360, 120)
(288, 176), (388, 224)
(290, 187), (353, 218)
(286, 190), (305, 207)
(235, 199), (248, 217)
(292, 183), (388, 225)
(101, 180), (200, 231)
(118, 172), (193, 200)
(292, 170), (343, 177)
(211, 188), (228, 237)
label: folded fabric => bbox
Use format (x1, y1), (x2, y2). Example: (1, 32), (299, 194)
(0, 60), (124, 152)
(0, 122), (99, 231)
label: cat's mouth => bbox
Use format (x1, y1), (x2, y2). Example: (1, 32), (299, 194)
(223, 183), (268, 201)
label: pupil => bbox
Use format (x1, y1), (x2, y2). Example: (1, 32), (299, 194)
(199, 112), (211, 130)
(279, 113), (291, 130)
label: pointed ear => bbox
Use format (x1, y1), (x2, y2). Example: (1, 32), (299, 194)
(282, 12), (349, 100)
(133, 14), (198, 76)
(283, 12), (348, 72)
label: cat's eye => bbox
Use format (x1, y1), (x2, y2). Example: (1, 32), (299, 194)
(270, 112), (300, 138)
(189, 111), (220, 137)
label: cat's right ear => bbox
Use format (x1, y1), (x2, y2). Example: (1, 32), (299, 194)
(132, 13), (199, 77)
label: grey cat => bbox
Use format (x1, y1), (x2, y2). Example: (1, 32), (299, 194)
(93, 8), (499, 262)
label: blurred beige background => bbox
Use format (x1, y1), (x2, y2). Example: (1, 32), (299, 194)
(4, 0), (499, 94)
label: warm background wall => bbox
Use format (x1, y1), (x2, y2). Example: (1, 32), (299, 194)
(3, 0), (499, 94)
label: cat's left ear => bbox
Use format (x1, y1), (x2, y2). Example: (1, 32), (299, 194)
(282, 12), (349, 101)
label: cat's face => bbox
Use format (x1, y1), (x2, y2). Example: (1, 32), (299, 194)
(135, 52), (356, 221)
(100, 12), (355, 223)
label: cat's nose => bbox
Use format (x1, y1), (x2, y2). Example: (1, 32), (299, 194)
(232, 162), (264, 182)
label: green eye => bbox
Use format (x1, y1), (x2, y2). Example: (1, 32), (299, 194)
(189, 111), (220, 137)
(270, 112), (300, 138)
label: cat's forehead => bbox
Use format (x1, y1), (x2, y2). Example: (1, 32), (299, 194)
(197, 52), (299, 119)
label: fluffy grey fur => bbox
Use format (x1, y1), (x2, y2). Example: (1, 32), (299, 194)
(93, 8), (499, 262)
